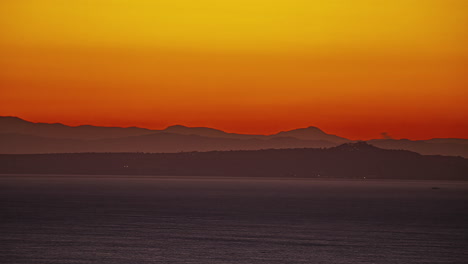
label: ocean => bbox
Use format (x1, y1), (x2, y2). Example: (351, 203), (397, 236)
(1, 175), (467, 263)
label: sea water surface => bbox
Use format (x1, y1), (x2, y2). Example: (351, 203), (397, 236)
(1, 175), (467, 263)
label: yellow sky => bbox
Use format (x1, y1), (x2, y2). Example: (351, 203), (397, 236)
(2, 0), (467, 53)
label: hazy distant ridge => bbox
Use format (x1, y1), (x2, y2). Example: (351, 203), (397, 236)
(0, 116), (347, 141)
(0, 116), (467, 157)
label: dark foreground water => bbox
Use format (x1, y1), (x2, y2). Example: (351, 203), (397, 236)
(1, 175), (467, 264)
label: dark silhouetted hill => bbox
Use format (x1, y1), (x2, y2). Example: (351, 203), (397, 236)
(0, 142), (466, 180)
(369, 139), (468, 158)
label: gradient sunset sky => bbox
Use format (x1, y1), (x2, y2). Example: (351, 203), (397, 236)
(1, 0), (467, 139)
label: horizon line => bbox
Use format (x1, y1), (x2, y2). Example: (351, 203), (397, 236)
(1, 115), (467, 141)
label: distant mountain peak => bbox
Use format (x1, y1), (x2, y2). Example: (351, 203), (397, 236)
(300, 126), (325, 133)
(271, 125), (349, 144)
(275, 126), (330, 136)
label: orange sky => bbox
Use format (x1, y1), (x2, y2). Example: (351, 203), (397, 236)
(1, 0), (467, 139)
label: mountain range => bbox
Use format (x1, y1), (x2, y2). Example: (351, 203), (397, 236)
(0, 116), (467, 157)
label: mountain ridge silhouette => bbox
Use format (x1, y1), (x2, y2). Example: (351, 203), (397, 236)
(0, 116), (347, 142)
(1, 116), (467, 157)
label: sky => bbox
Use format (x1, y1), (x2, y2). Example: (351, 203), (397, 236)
(0, 0), (467, 139)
